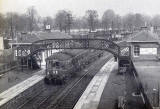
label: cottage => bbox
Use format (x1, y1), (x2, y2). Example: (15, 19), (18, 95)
(127, 30), (160, 61)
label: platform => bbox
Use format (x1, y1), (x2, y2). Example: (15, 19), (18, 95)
(0, 70), (45, 109)
(74, 58), (147, 109)
(98, 60), (146, 109)
(0, 69), (41, 93)
(134, 61), (160, 108)
(73, 58), (117, 109)
(98, 64), (125, 109)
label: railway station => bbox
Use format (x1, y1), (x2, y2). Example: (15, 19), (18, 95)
(1, 0), (160, 109)
(0, 27), (159, 109)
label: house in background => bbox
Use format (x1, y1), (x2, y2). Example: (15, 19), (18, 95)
(127, 30), (160, 61)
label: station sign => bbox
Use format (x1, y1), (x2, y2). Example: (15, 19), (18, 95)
(45, 25), (51, 30)
(140, 48), (157, 55)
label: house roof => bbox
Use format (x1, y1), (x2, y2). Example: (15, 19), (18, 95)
(10, 31), (72, 44)
(127, 31), (160, 43)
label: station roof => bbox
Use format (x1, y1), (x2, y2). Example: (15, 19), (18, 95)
(127, 31), (160, 43)
(10, 31), (72, 44)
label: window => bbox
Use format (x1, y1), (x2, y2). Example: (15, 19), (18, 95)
(134, 45), (140, 56)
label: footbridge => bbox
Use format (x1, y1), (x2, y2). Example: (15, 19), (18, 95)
(16, 38), (131, 70)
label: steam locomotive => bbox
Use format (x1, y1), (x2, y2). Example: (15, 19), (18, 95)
(44, 49), (103, 85)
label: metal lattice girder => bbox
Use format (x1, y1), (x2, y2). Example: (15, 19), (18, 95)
(17, 45), (31, 57)
(16, 38), (131, 58)
(29, 39), (120, 56)
(119, 46), (131, 57)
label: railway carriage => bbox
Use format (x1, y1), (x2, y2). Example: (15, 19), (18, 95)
(44, 49), (103, 85)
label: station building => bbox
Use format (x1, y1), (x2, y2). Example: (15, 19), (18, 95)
(127, 30), (160, 61)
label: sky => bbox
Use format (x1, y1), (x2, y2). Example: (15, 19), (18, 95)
(0, 0), (160, 17)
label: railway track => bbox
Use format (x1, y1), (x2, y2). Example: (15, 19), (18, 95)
(18, 52), (113, 109)
(46, 64), (94, 109)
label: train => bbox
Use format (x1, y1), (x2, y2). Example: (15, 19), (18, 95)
(44, 49), (104, 85)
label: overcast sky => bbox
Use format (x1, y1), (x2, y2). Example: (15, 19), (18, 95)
(1, 0), (160, 17)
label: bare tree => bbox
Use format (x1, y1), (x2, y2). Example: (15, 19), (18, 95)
(122, 13), (135, 31)
(65, 12), (73, 34)
(102, 9), (115, 30)
(0, 13), (6, 35)
(73, 17), (88, 30)
(134, 13), (145, 28)
(16, 14), (28, 31)
(2, 6), (157, 36)
(114, 15), (122, 30)
(6, 12), (18, 39)
(85, 10), (98, 32)
(143, 15), (151, 26)
(55, 10), (66, 32)
(55, 10), (73, 33)
(26, 6), (37, 32)
(43, 16), (54, 29)
(6, 12), (29, 39)
(151, 15), (160, 27)
(122, 13), (147, 31)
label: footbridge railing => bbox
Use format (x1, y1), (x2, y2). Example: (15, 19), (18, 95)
(17, 38), (123, 57)
(16, 38), (132, 71)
